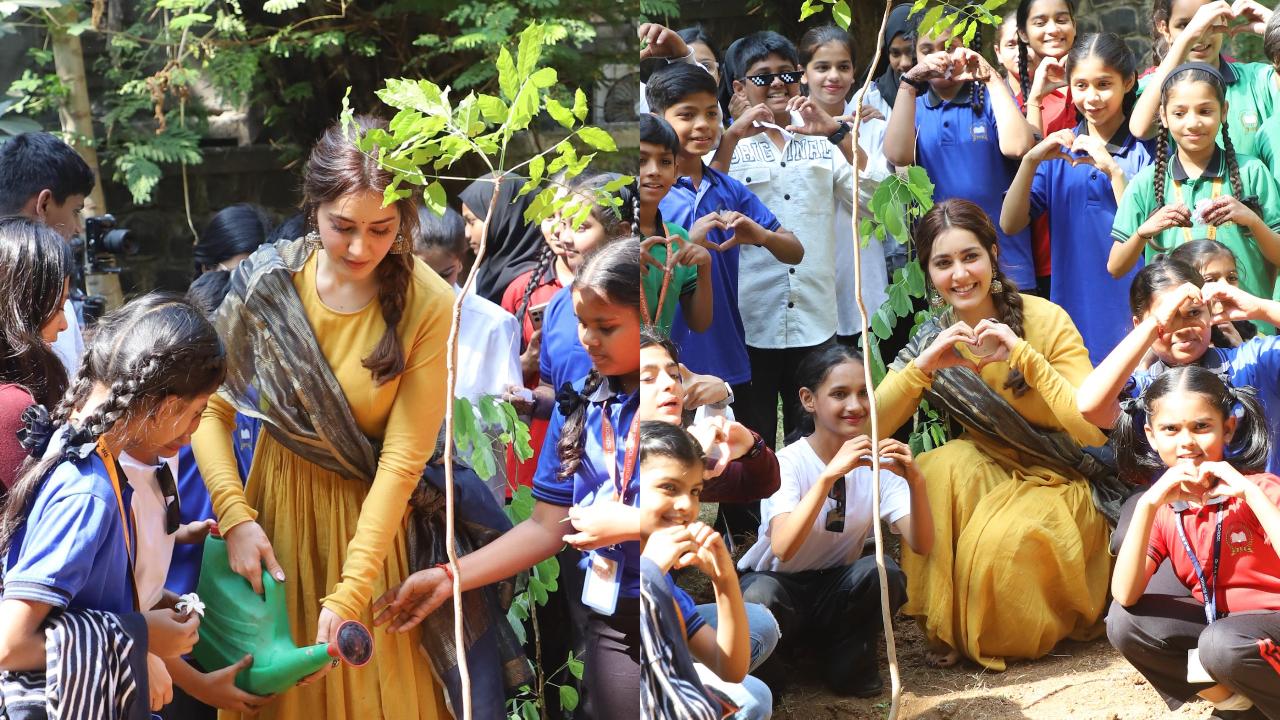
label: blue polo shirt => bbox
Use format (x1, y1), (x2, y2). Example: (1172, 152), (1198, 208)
(167, 412), (261, 595)
(533, 378), (640, 600)
(3, 450), (136, 615)
(1130, 334), (1280, 475)
(659, 164), (782, 385)
(538, 285), (592, 392)
(915, 84), (1035, 289)
(669, 574), (705, 640)
(1028, 122), (1154, 364)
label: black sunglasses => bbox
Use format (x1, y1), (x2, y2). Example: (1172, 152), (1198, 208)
(746, 71), (803, 87)
(824, 475), (846, 533)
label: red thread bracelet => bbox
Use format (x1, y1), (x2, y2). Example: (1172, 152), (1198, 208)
(435, 562), (455, 583)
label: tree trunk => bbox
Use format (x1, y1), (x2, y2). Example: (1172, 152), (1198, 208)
(49, 3), (106, 216)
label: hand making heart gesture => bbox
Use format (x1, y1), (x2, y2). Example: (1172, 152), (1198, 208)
(969, 318), (1019, 370)
(914, 321), (982, 376)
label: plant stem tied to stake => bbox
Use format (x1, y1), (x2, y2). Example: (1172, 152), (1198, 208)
(851, 2), (902, 717)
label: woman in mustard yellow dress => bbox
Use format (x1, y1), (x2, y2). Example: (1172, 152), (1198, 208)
(192, 116), (454, 719)
(874, 199), (1120, 672)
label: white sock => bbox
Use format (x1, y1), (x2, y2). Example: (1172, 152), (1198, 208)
(1213, 693), (1255, 712)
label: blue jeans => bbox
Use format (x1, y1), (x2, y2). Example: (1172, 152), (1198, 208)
(694, 601), (781, 672)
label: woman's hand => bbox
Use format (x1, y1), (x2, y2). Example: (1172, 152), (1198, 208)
(149, 654), (173, 712)
(1137, 203), (1192, 243)
(564, 501), (642, 550)
(876, 438), (923, 485)
(914, 321), (980, 376)
(295, 608), (344, 687)
(144, 608), (201, 658)
(1071, 133), (1123, 178)
(186, 655), (274, 713)
(971, 318), (1019, 369)
(223, 521), (284, 595)
(372, 567), (452, 634)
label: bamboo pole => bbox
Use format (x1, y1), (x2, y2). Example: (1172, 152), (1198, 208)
(48, 3), (106, 216)
(849, 2), (901, 718)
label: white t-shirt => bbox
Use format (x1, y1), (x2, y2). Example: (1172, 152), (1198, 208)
(50, 298), (83, 378)
(120, 451), (179, 611)
(454, 285), (522, 403)
(739, 436), (911, 574)
(835, 89), (891, 337)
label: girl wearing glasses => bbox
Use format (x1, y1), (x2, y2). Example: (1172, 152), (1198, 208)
(736, 344), (933, 699)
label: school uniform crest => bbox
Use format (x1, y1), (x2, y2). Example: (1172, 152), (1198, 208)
(1228, 520), (1254, 556)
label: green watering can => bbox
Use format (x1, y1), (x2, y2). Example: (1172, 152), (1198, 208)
(191, 537), (374, 696)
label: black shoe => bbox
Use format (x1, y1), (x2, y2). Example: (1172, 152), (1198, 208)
(1209, 707), (1266, 720)
(827, 666), (883, 698)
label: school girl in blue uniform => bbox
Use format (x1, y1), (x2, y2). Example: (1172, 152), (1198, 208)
(374, 238), (644, 720)
(0, 295), (232, 712)
(1001, 33), (1154, 364)
(884, 19), (1038, 289)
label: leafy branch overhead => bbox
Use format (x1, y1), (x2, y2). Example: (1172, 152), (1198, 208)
(349, 22), (630, 230)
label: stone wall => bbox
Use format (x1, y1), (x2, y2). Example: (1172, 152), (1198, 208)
(1075, 0), (1154, 67)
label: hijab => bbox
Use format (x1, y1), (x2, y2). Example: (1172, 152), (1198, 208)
(871, 3), (916, 110)
(459, 172), (545, 303)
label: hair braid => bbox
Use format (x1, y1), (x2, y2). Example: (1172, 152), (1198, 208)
(1153, 116), (1169, 213)
(971, 23), (986, 116)
(362, 254), (411, 385)
(1017, 37), (1031, 108)
(1220, 119), (1263, 217)
(516, 245), (555, 334)
(558, 370), (604, 480)
(989, 269), (1029, 396)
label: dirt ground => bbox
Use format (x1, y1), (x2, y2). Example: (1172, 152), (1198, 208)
(766, 614), (1209, 720)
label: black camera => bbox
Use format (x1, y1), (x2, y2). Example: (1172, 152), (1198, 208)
(84, 214), (137, 258)
(73, 214), (138, 324)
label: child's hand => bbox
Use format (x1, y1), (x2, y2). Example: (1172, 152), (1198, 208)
(1025, 129), (1078, 164)
(1200, 195), (1260, 228)
(638, 23), (689, 60)
(1202, 281), (1264, 323)
(947, 47), (992, 83)
(1197, 461), (1257, 499)
(564, 500), (642, 550)
(785, 96), (841, 137)
(686, 417), (732, 478)
(681, 366), (730, 409)
(1145, 462), (1205, 507)
(186, 655), (274, 712)
(175, 518), (216, 545)
(1030, 56), (1066, 98)
(643, 524), (696, 573)
(675, 521), (733, 580)
(726, 103), (775, 141)
(1148, 281), (1204, 332)
(903, 51), (953, 85)
(1182, 1), (1235, 49)
(876, 438), (922, 484)
(827, 435), (874, 481)
(1230, 0), (1271, 35)
(144, 608), (201, 658)
(641, 235), (675, 272)
(372, 566), (452, 633)
(1070, 133), (1123, 178)
(715, 211), (767, 251)
(148, 653), (173, 712)
(914, 321), (981, 376)
(671, 239), (712, 271)
(728, 90), (750, 122)
(688, 212), (728, 249)
(1137, 203), (1192, 244)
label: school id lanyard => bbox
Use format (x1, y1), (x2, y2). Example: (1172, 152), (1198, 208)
(600, 400), (639, 506)
(96, 439), (141, 611)
(1174, 506), (1224, 625)
(1173, 177), (1224, 242)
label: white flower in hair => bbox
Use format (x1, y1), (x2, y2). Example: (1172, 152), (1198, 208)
(176, 593), (206, 618)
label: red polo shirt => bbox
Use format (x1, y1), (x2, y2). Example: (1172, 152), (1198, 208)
(1148, 473), (1280, 614)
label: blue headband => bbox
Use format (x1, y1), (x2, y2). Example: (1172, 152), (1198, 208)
(1161, 61), (1225, 93)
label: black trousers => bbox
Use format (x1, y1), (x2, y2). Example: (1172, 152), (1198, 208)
(737, 337), (836, 450)
(740, 555), (906, 690)
(581, 597), (640, 720)
(1107, 595), (1280, 718)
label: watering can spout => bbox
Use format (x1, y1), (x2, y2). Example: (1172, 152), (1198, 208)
(242, 643), (335, 695)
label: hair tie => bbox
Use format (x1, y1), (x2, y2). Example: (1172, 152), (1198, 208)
(1161, 61), (1225, 93)
(1119, 397), (1146, 416)
(555, 382), (586, 418)
(16, 404), (53, 459)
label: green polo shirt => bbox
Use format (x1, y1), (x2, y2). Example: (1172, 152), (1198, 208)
(1252, 113), (1280, 179)
(1113, 147), (1280, 321)
(1137, 58), (1278, 158)
(642, 220), (699, 333)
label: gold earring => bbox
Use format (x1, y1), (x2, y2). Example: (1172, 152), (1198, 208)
(990, 278), (1004, 294)
(929, 290), (944, 308)
(389, 233), (410, 254)
(304, 230), (322, 250)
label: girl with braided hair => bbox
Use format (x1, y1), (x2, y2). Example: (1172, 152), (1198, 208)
(883, 14), (1039, 291)
(1012, 0), (1077, 134)
(1134, 0), (1278, 159)
(1110, 62), (1280, 317)
(875, 199), (1114, 671)
(0, 294), (229, 711)
(191, 115), (456, 719)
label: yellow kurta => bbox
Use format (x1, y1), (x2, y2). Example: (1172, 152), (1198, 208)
(874, 296), (1112, 671)
(192, 253), (454, 719)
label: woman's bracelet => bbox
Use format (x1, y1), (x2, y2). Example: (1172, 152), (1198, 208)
(435, 562), (455, 586)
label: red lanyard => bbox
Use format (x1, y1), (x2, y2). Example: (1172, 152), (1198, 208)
(600, 401), (639, 504)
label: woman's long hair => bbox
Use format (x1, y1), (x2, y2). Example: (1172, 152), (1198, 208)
(0, 216), (70, 408)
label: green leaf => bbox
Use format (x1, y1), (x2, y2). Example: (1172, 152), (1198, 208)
(520, 700), (539, 720)
(452, 397), (477, 452)
(529, 67), (557, 89)
(476, 94), (507, 123)
(910, 0), (929, 14)
(889, 283), (911, 316)
(559, 685), (580, 712)
(546, 98), (575, 129)
(424, 181), (447, 217)
(516, 22), (546, 78)
(572, 88), (589, 122)
(168, 12), (210, 31)
(906, 261), (926, 296)
(983, 0), (1006, 10)
(577, 126), (616, 152)
(919, 5), (944, 38)
(477, 396), (504, 427)
(496, 47), (517, 101)
(962, 20), (978, 47)
(798, 0), (822, 21)
(262, 0), (305, 13)
(871, 308), (892, 340)
(831, 0), (851, 29)
(884, 203), (906, 240)
(567, 653), (585, 680)
(527, 154), (546, 188)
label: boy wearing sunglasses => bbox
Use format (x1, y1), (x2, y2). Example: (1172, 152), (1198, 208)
(708, 31), (873, 456)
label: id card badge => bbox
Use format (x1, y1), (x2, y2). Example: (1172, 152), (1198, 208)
(1187, 648), (1213, 683)
(581, 551), (620, 615)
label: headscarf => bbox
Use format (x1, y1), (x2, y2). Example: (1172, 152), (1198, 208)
(871, 3), (917, 110)
(459, 173), (544, 303)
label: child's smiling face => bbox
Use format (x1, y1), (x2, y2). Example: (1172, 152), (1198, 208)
(737, 53), (801, 121)
(660, 93), (721, 159)
(803, 41), (855, 110)
(639, 141), (677, 208)
(1144, 390), (1235, 470)
(639, 454), (703, 536)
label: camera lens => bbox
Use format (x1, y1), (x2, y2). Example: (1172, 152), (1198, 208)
(102, 228), (137, 255)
